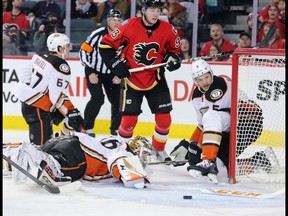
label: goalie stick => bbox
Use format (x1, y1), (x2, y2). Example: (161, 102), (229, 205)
(2, 154), (81, 194)
(147, 183), (285, 199)
(128, 52), (233, 73)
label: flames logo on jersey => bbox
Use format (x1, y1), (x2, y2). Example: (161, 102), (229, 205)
(133, 43), (160, 66)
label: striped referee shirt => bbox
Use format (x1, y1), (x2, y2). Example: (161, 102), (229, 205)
(79, 26), (111, 75)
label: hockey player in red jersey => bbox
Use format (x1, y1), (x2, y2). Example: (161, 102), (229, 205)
(99, 0), (181, 162)
(13, 33), (84, 145)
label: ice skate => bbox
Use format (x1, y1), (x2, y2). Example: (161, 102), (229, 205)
(187, 159), (218, 184)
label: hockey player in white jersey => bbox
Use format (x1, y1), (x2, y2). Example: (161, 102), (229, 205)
(169, 59), (270, 183)
(4, 134), (148, 189)
(13, 33), (84, 145)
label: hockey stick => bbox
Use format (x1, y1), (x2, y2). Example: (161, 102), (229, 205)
(257, 24), (277, 48)
(128, 52), (233, 73)
(147, 183), (285, 199)
(2, 154), (82, 194)
(147, 160), (188, 166)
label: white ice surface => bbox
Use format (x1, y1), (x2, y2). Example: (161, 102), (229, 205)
(3, 130), (285, 216)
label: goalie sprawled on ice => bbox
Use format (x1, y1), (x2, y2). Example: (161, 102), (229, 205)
(3, 134), (155, 189)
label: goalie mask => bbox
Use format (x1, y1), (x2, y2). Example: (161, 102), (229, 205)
(128, 136), (154, 163)
(191, 58), (214, 82)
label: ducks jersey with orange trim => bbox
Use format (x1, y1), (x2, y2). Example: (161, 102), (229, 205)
(40, 132), (135, 182)
(13, 53), (75, 115)
(99, 17), (181, 90)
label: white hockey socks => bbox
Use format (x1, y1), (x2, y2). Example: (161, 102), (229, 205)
(117, 156), (147, 189)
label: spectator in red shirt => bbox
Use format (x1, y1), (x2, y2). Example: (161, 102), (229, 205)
(262, 23), (285, 49)
(200, 23), (237, 56)
(2, 0), (30, 55)
(258, 3), (285, 40)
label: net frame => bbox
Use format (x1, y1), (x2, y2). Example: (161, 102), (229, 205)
(229, 48), (285, 184)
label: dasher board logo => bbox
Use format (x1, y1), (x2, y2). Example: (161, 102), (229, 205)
(210, 89), (223, 100)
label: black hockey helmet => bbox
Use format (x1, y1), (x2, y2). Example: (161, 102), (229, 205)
(107, 9), (122, 18)
(141, 0), (164, 8)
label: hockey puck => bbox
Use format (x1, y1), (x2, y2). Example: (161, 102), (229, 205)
(183, 195), (192, 199)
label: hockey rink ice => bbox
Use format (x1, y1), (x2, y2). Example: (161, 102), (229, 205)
(3, 130), (285, 216)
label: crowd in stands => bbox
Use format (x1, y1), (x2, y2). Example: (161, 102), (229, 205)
(2, 0), (286, 56)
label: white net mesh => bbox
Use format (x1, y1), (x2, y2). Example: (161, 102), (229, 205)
(233, 52), (285, 183)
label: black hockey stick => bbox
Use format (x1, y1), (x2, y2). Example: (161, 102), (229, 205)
(2, 154), (61, 194)
(147, 160), (188, 166)
(257, 24), (277, 48)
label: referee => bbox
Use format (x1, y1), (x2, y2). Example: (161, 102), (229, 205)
(79, 9), (122, 137)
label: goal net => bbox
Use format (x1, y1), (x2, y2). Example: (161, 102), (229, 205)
(229, 48), (285, 184)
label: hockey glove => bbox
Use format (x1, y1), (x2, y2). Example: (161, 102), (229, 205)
(188, 142), (202, 166)
(67, 108), (84, 132)
(164, 52), (181, 72)
(110, 58), (131, 78)
(170, 139), (189, 167)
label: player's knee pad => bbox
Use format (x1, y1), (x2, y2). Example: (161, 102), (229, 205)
(155, 113), (171, 132)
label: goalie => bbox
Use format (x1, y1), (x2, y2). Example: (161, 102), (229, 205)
(169, 59), (271, 183)
(4, 133), (149, 189)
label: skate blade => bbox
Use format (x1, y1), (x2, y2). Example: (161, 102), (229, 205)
(188, 169), (218, 184)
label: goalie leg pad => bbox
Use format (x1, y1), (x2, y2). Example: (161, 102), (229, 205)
(117, 156), (147, 189)
(37, 160), (72, 187)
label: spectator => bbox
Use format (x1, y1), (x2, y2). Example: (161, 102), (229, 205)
(95, 0), (127, 27)
(2, 0), (30, 55)
(200, 23), (237, 56)
(258, 0), (280, 23)
(33, 12), (59, 54)
(258, 3), (285, 39)
(237, 31), (252, 48)
(245, 12), (253, 34)
(261, 22), (285, 49)
(3, 0), (9, 12)
(28, 0), (62, 21)
(278, 0), (285, 22)
(180, 36), (191, 60)
(162, 0), (187, 37)
(208, 43), (222, 61)
(71, 0), (98, 19)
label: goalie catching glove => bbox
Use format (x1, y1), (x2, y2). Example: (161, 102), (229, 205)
(110, 58), (131, 78)
(164, 52), (181, 72)
(170, 139), (202, 167)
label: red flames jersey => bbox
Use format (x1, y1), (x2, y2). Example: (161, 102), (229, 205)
(100, 17), (181, 90)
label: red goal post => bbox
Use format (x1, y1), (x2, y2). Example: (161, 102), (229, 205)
(229, 48), (285, 184)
